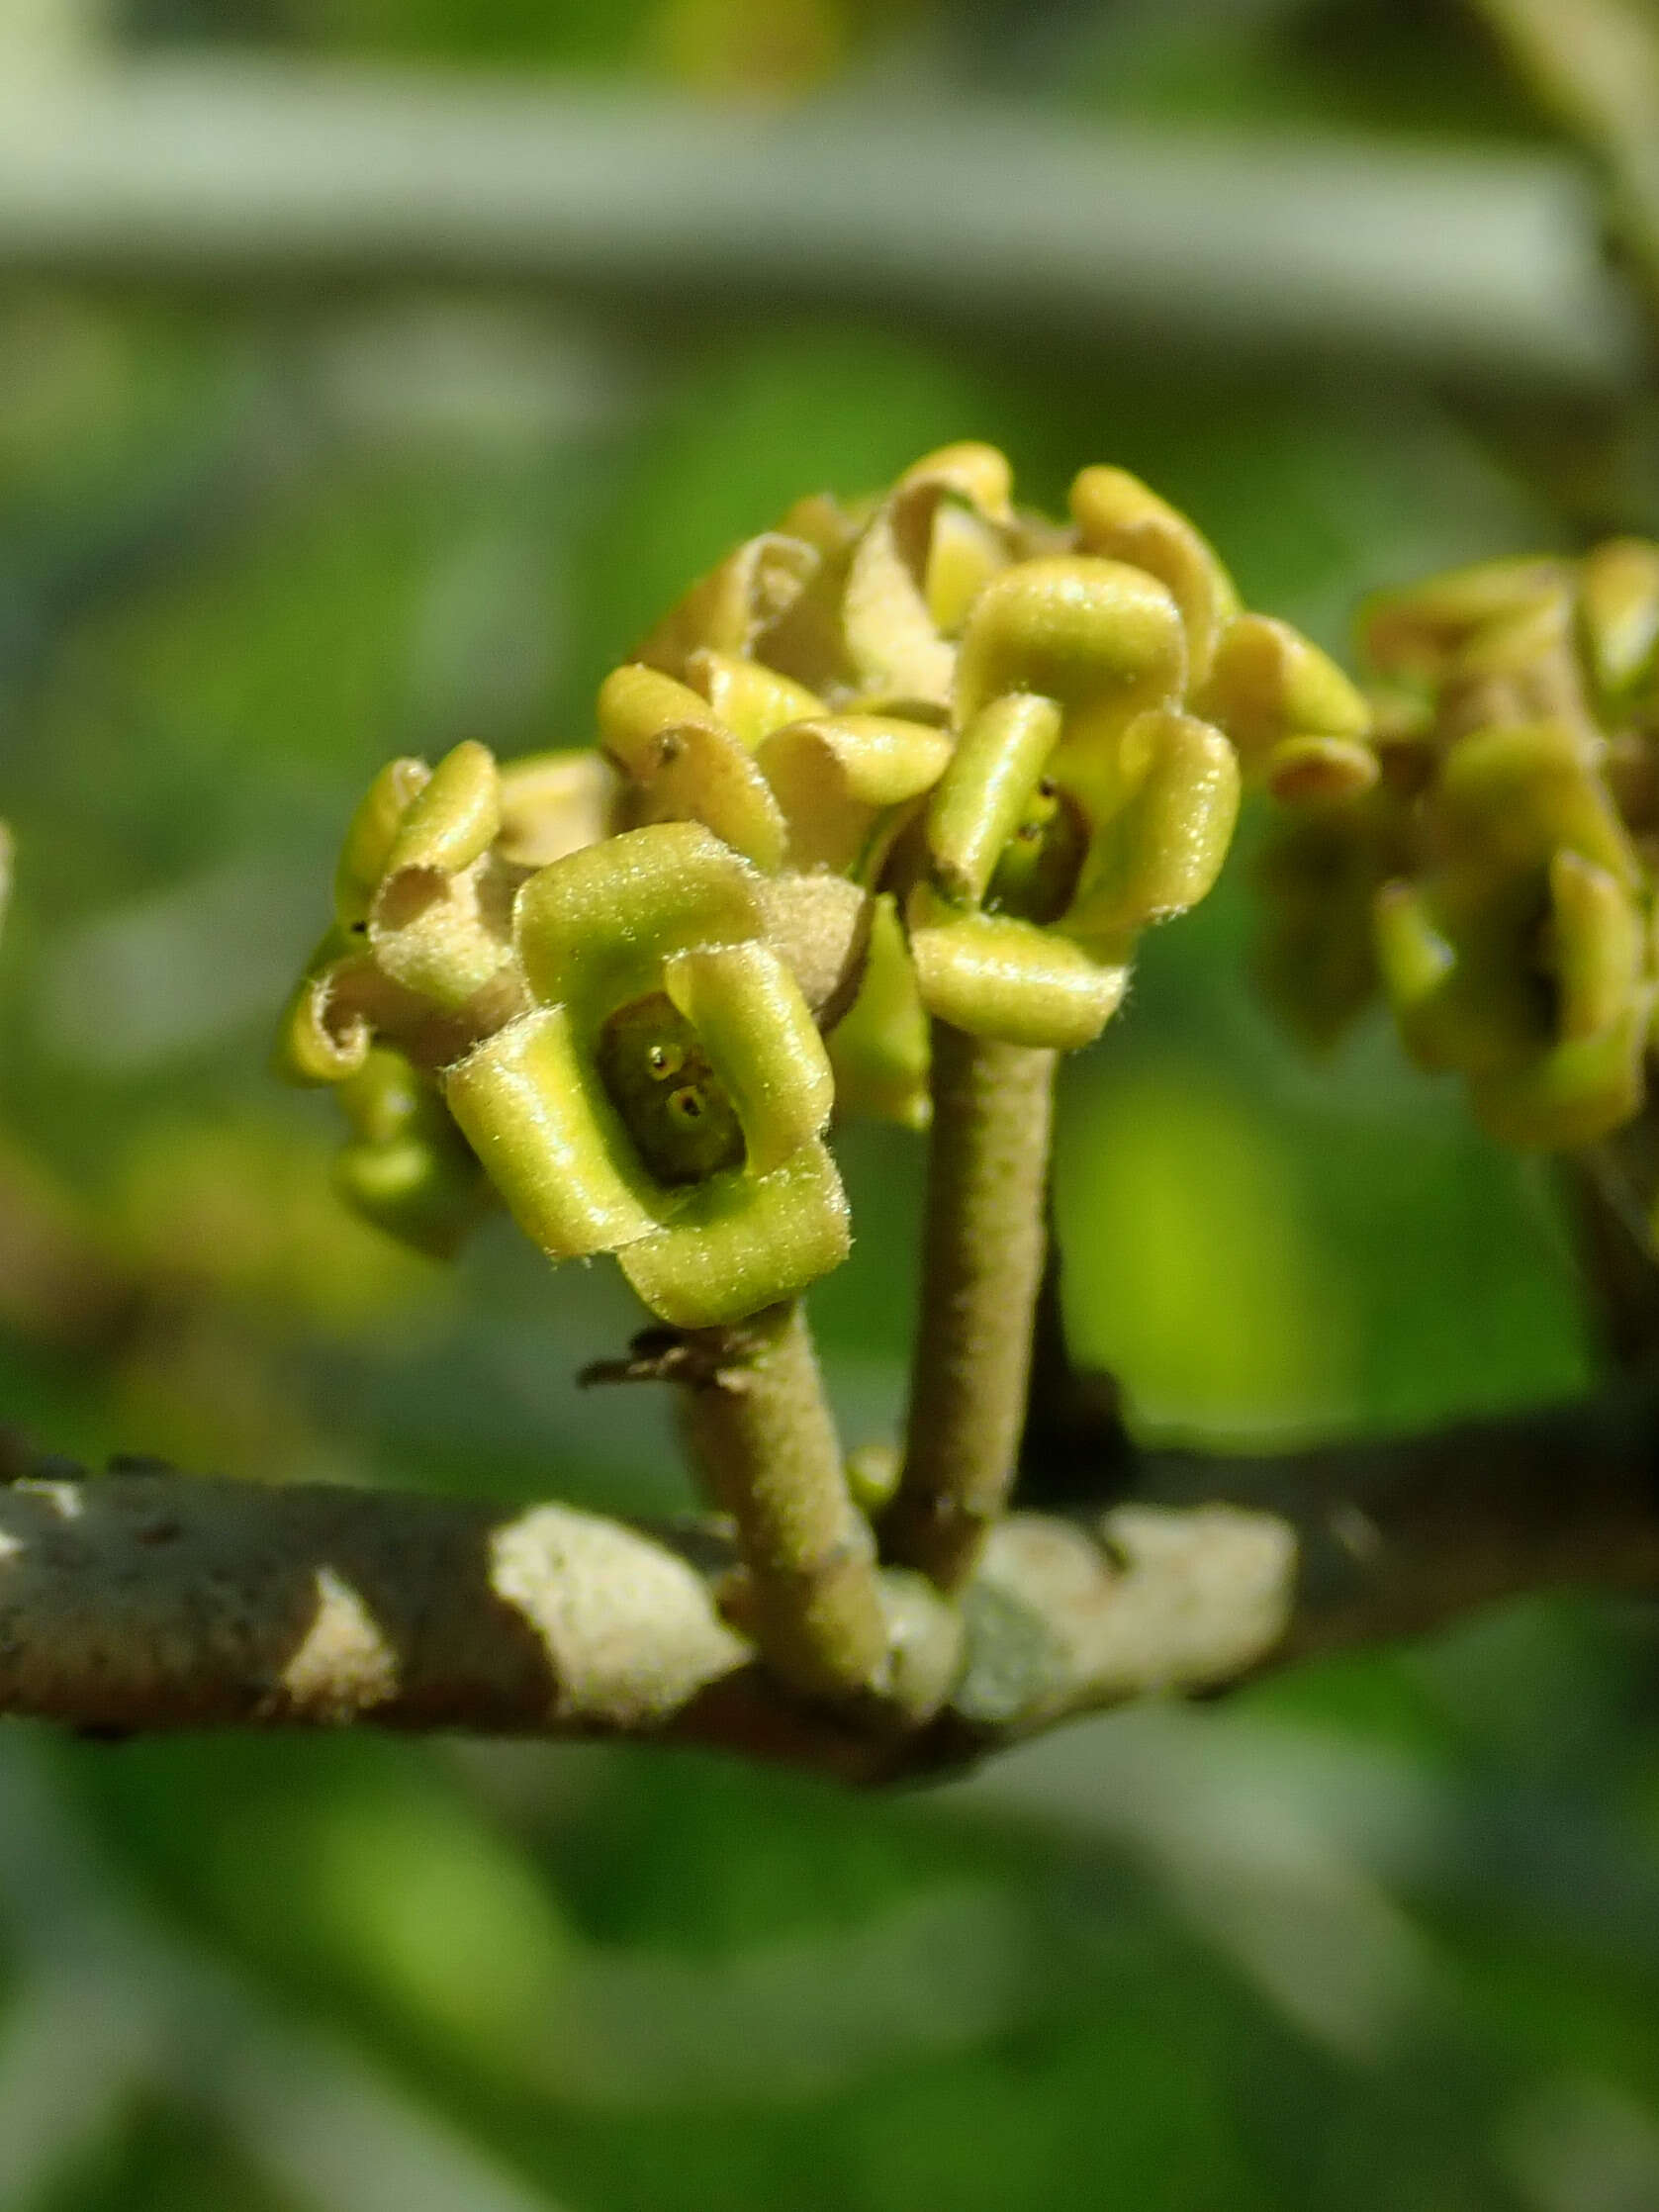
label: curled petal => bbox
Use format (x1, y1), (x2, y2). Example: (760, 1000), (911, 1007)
(924, 694), (1062, 906)
(333, 757), (428, 927)
(1470, 999), (1648, 1151)
(1433, 721), (1638, 887)
(663, 941), (834, 1173)
(635, 531), (821, 678)
(923, 498), (1014, 635)
(893, 441), (1013, 519)
(760, 712), (954, 875)
(496, 750), (619, 869)
(842, 495), (963, 705)
(619, 1144), (850, 1330)
(622, 719), (788, 873)
(515, 821), (764, 1022)
(1066, 710), (1241, 940)
(598, 664), (721, 771)
(385, 741), (501, 876)
(1068, 465), (1240, 687)
(907, 890), (1128, 1050)
(599, 662), (786, 869)
(370, 852), (518, 1014)
(1549, 848), (1644, 1043)
(333, 1048), (491, 1259)
(443, 1005), (657, 1259)
(955, 556), (1187, 754)
(1361, 557), (1571, 683)
(684, 649), (823, 749)
(278, 935), (373, 1084)
(1580, 537), (1659, 701)
(1198, 615), (1369, 778)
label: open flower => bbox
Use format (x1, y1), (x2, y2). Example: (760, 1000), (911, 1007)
(905, 554), (1244, 1049)
(442, 820), (850, 1327)
(634, 442), (1022, 711)
(279, 740), (617, 1250)
(597, 656), (949, 1125)
(1373, 720), (1650, 1148)
(282, 741), (618, 1088)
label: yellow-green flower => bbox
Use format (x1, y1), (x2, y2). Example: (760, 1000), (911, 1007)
(634, 442), (1020, 711)
(443, 820), (850, 1327)
(281, 741), (616, 1087)
(905, 554), (1243, 1049)
(1373, 720), (1650, 1147)
(597, 655), (948, 1123)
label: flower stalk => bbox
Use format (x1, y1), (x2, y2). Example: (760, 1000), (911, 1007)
(676, 1299), (892, 1705)
(881, 1023), (1056, 1592)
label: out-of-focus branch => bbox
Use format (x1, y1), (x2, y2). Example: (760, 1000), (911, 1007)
(2, 1386), (1656, 1782)
(1472, 0), (1659, 317)
(0, 57), (1639, 387)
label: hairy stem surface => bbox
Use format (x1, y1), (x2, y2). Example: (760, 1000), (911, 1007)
(884, 1024), (1057, 1590)
(679, 1299), (890, 1705)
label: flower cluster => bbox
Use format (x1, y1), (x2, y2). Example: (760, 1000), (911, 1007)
(1255, 543), (1659, 1150)
(284, 445), (1363, 1324)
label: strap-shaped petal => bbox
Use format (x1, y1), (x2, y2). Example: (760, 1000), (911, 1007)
(1549, 847), (1644, 1044)
(907, 892), (1128, 1050)
(619, 1144), (850, 1329)
(599, 662), (787, 869)
(924, 694), (1061, 905)
(515, 821), (764, 1020)
(1065, 710), (1241, 941)
(385, 741), (501, 876)
(333, 757), (427, 927)
(893, 441), (1013, 519)
(443, 1005), (658, 1258)
(663, 941), (834, 1174)
(621, 719), (788, 873)
(955, 556), (1187, 754)
(760, 712), (954, 875)
(684, 650), (823, 749)
(1198, 615), (1369, 778)
(598, 664), (721, 772)
(753, 872), (871, 1026)
(1068, 465), (1240, 687)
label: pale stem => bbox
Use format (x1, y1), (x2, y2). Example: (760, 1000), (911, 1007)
(882, 1022), (1057, 1590)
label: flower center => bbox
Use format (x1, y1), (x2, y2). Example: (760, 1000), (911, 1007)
(985, 780), (1087, 926)
(597, 992), (746, 1185)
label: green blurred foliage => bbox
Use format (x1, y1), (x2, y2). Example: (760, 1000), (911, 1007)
(5, 1), (1659, 2207)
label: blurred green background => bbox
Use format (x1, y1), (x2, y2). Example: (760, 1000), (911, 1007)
(6, 1), (1659, 2206)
